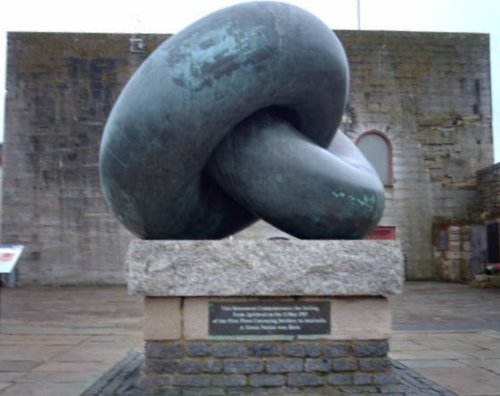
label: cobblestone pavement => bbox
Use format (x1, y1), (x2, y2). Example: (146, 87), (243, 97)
(0, 282), (498, 395)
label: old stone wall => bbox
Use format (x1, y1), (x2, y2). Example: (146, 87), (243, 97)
(433, 223), (472, 281)
(140, 340), (394, 392)
(338, 31), (493, 279)
(2, 31), (493, 283)
(476, 163), (500, 220)
(430, 164), (500, 282)
(3, 33), (167, 284)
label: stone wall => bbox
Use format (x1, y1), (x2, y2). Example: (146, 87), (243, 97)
(3, 33), (166, 284)
(140, 339), (394, 392)
(433, 223), (472, 281)
(431, 163), (500, 282)
(339, 31), (493, 279)
(476, 163), (500, 220)
(2, 31), (493, 283)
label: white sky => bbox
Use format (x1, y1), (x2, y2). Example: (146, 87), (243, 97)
(0, 0), (499, 160)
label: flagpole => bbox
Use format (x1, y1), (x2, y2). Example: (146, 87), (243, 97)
(357, 0), (361, 30)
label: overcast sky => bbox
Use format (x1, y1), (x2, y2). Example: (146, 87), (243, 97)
(1, 0), (499, 160)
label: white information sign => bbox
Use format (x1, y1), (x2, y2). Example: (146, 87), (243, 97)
(0, 245), (24, 274)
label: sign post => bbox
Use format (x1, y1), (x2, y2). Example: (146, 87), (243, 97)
(0, 245), (24, 329)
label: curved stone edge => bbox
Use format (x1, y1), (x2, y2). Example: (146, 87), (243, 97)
(126, 240), (404, 296)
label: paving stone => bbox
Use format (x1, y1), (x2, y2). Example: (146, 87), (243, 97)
(0, 372), (24, 382)
(151, 387), (182, 395)
(7, 284), (484, 396)
(0, 381), (90, 396)
(377, 384), (417, 393)
(373, 373), (401, 385)
(415, 366), (500, 395)
(31, 361), (115, 373)
(0, 361), (42, 372)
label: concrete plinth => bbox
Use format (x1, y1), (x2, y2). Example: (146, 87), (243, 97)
(127, 240), (404, 393)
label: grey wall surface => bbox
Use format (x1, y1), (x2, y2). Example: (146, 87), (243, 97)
(2, 31), (493, 283)
(3, 33), (166, 284)
(476, 163), (500, 219)
(339, 31), (493, 279)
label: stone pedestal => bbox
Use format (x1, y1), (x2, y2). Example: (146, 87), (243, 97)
(127, 240), (404, 393)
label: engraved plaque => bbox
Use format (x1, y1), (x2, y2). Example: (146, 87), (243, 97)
(209, 301), (330, 336)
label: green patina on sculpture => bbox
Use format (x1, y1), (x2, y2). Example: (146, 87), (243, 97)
(99, 1), (385, 239)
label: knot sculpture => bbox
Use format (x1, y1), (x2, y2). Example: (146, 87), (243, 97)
(99, 1), (385, 239)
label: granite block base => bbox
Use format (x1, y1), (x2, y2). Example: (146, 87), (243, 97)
(128, 240), (405, 394)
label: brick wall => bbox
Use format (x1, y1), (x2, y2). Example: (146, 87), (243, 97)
(2, 31), (493, 283)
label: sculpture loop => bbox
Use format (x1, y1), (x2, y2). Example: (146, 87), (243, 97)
(99, 1), (385, 239)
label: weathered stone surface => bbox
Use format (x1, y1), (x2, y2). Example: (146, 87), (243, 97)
(249, 374), (286, 387)
(4, 31), (493, 284)
(127, 240), (404, 296)
(284, 343), (322, 358)
(287, 373), (324, 387)
(352, 340), (389, 357)
(323, 343), (350, 358)
(266, 359), (303, 374)
(186, 342), (212, 357)
(248, 343), (282, 357)
(137, 339), (412, 393)
(332, 358), (358, 372)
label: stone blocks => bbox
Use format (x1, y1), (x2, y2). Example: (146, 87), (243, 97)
(141, 340), (396, 392)
(130, 239), (404, 393)
(144, 296), (392, 341)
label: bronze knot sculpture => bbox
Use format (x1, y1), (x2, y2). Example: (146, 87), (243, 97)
(99, 1), (385, 239)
